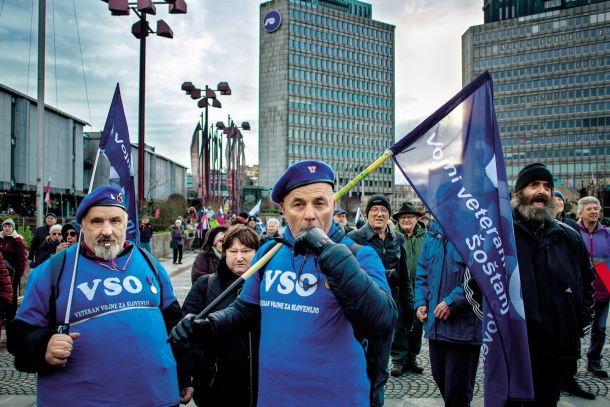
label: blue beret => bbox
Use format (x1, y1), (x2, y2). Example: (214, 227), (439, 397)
(76, 185), (127, 223)
(271, 160), (335, 204)
(553, 190), (565, 201)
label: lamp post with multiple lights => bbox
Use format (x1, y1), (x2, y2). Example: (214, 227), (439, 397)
(181, 81), (231, 206)
(101, 0), (187, 204)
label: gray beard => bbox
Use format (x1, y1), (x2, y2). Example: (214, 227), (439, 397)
(511, 194), (556, 223)
(94, 237), (121, 260)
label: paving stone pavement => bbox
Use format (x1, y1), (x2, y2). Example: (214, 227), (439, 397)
(1, 249), (609, 406)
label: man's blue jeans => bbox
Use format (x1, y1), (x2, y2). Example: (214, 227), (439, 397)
(587, 300), (609, 364)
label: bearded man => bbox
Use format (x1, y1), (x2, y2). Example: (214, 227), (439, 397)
(8, 185), (193, 406)
(507, 163), (594, 407)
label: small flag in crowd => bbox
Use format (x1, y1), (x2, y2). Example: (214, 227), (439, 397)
(354, 206), (362, 226)
(249, 199), (262, 217)
(44, 178), (51, 205)
(389, 71), (534, 406)
(594, 259), (610, 292)
(99, 84), (140, 244)
(217, 207), (226, 225)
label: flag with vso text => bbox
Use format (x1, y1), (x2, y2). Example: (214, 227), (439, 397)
(390, 71), (534, 406)
(99, 84), (140, 244)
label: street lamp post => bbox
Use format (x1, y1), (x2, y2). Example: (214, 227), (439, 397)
(181, 81), (231, 206)
(102, 0), (187, 205)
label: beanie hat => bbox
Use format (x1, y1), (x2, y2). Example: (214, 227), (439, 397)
(514, 163), (554, 192)
(553, 190), (565, 201)
(2, 218), (15, 229)
(366, 195), (391, 216)
(49, 224), (63, 233)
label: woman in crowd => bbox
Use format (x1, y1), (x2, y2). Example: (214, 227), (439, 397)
(182, 225), (260, 406)
(171, 219), (184, 265)
(191, 226), (227, 285)
(0, 219), (27, 320)
(185, 219), (196, 252)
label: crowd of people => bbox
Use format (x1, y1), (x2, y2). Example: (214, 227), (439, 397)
(0, 159), (608, 407)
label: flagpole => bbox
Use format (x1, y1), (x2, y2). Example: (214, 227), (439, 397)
(180, 149), (396, 327)
(58, 148), (102, 334)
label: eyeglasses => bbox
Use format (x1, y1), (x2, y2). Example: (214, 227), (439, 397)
(63, 231), (77, 237)
(369, 208), (389, 215)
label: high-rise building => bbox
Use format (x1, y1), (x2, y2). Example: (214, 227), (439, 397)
(483, 0), (607, 23)
(259, 0), (395, 201)
(463, 1), (610, 210)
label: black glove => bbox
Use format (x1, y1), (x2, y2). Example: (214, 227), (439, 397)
(293, 227), (335, 256)
(169, 313), (211, 343)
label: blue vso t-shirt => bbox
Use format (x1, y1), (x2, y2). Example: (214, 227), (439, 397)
(16, 243), (179, 407)
(240, 224), (390, 407)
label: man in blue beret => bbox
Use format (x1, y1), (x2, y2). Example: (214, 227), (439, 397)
(171, 160), (397, 406)
(8, 185), (194, 406)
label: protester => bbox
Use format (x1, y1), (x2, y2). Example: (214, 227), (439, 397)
(0, 250), (14, 340)
(552, 192), (596, 399)
(183, 225), (260, 406)
(348, 195), (413, 381)
(172, 219), (184, 265)
(334, 208), (354, 234)
(55, 221), (80, 255)
(575, 196), (610, 379)
(33, 224), (63, 267)
(508, 163), (594, 406)
(28, 213), (57, 267)
(187, 206), (199, 223)
(7, 185), (193, 405)
(421, 211), (432, 228)
(259, 218), (280, 245)
(191, 226), (227, 285)
(0, 219), (27, 320)
(171, 160), (397, 406)
(414, 221), (482, 405)
(185, 219), (196, 252)
(139, 214), (154, 253)
(246, 216), (257, 231)
(392, 201), (427, 374)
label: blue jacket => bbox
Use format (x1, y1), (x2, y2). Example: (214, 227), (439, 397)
(414, 223), (481, 345)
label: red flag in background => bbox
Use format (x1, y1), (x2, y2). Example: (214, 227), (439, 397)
(593, 259), (610, 292)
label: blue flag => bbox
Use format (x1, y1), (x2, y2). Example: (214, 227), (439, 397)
(99, 84), (140, 244)
(390, 72), (533, 406)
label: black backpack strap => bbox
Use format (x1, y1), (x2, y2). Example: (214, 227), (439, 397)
(48, 250), (67, 327)
(136, 246), (164, 308)
(205, 273), (216, 304)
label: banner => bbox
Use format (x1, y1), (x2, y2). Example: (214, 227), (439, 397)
(390, 71), (533, 406)
(190, 122), (201, 199)
(99, 84), (140, 244)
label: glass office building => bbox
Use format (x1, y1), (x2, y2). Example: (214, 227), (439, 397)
(259, 0), (395, 198)
(463, 1), (610, 211)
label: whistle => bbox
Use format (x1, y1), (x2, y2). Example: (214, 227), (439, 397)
(105, 242), (110, 248)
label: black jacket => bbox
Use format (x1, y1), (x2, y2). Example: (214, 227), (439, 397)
(34, 239), (60, 268)
(139, 223), (153, 243)
(513, 210), (594, 363)
(29, 225), (51, 262)
(183, 259), (259, 407)
(348, 223), (413, 310)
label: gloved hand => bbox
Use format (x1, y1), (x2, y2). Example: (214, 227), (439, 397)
(169, 313), (211, 343)
(293, 227), (335, 256)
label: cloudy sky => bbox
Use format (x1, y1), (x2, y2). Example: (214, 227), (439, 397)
(0, 0), (482, 171)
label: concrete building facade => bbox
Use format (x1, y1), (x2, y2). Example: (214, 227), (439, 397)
(259, 0), (395, 199)
(0, 84), (86, 216)
(463, 1), (610, 210)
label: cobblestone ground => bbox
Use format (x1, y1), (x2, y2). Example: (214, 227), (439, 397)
(1, 258), (609, 400)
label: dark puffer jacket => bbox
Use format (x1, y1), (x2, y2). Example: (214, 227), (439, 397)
(513, 210), (595, 362)
(183, 259), (259, 407)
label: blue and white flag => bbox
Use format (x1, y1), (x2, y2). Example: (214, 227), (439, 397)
(249, 199), (262, 217)
(390, 72), (533, 406)
(99, 84), (140, 244)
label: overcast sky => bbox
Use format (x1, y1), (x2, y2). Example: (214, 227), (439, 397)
(0, 0), (483, 171)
